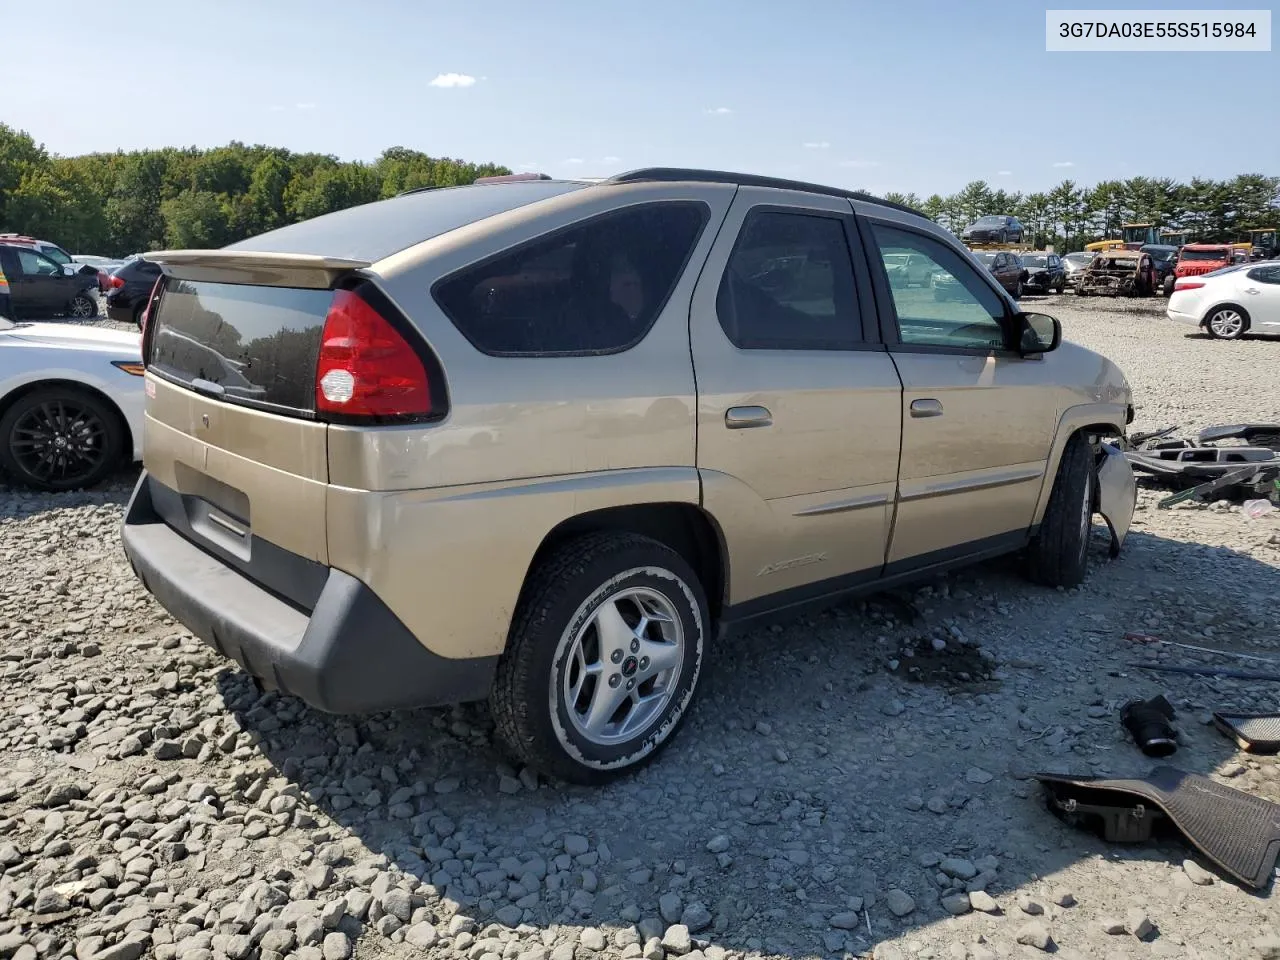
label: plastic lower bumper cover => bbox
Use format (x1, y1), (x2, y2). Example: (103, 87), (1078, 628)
(120, 471), (496, 714)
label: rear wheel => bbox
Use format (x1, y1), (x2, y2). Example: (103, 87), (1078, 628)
(998, 229), (1008, 244)
(490, 533), (708, 784)
(0, 386), (123, 492)
(1161, 275), (1176, 297)
(1055, 278), (1065, 294)
(1205, 305), (1248, 340)
(1025, 432), (1095, 589)
(1013, 279), (1023, 300)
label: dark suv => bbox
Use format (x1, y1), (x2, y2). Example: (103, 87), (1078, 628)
(105, 257), (163, 326)
(0, 244), (99, 320)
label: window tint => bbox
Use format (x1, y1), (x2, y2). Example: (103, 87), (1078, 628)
(17, 250), (61, 276)
(1249, 265), (1280, 284)
(41, 246), (71, 265)
(433, 202), (707, 356)
(871, 224), (1008, 351)
(716, 211), (861, 350)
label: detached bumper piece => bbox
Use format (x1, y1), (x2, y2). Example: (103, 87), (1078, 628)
(120, 471), (496, 715)
(1122, 423), (1280, 508)
(1096, 442), (1136, 558)
(1035, 767), (1280, 889)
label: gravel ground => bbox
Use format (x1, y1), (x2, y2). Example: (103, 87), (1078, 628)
(3, 296), (1280, 960)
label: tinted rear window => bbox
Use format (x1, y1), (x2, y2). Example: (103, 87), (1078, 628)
(149, 280), (332, 414)
(432, 201), (708, 356)
(227, 181), (586, 263)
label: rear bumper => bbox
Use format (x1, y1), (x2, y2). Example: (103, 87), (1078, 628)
(120, 471), (497, 714)
(1166, 307), (1202, 329)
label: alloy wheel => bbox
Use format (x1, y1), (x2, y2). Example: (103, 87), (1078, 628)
(559, 586), (684, 746)
(1207, 309), (1244, 339)
(8, 398), (108, 487)
(70, 295), (95, 319)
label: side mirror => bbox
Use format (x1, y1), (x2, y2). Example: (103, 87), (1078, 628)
(1015, 311), (1061, 355)
(62, 264), (77, 276)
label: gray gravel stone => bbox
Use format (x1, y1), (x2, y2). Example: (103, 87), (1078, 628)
(1182, 859), (1215, 886)
(1015, 921), (1053, 951)
(321, 933), (351, 960)
(661, 925), (691, 955)
(884, 889), (915, 917)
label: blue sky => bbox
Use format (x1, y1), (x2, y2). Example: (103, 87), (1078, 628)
(10, 0), (1276, 197)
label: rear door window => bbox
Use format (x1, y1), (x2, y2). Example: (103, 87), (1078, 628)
(715, 210), (863, 349)
(433, 201), (708, 356)
(148, 280), (333, 414)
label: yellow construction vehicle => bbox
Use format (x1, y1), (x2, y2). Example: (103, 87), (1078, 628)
(1085, 223), (1162, 253)
(1246, 227), (1277, 259)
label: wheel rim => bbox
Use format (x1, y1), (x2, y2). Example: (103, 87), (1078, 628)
(8, 399), (107, 487)
(1078, 468), (1093, 563)
(559, 585), (684, 747)
(1209, 309), (1243, 338)
(70, 296), (93, 318)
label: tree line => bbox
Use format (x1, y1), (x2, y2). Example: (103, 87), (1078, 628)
(882, 175), (1280, 252)
(1, 123), (1277, 256)
(0, 124), (510, 257)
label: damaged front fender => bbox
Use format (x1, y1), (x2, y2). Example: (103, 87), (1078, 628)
(1096, 441), (1137, 558)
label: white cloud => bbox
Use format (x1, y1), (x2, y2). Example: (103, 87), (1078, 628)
(429, 73), (477, 89)
(602, 155), (621, 163)
(1052, 160), (1074, 168)
(564, 158), (585, 165)
(803, 141), (830, 150)
(295, 102), (316, 110)
(997, 170), (1012, 176)
(838, 159), (880, 168)
(704, 106), (733, 116)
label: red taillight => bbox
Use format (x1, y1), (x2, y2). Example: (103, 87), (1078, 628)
(1173, 279), (1205, 291)
(109, 274), (125, 289)
(315, 289), (432, 419)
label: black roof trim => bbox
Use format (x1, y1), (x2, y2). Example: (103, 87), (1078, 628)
(606, 167), (930, 220)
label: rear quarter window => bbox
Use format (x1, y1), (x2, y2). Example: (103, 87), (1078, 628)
(432, 201), (709, 356)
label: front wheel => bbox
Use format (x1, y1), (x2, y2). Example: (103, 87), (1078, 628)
(1055, 279), (1065, 294)
(1013, 279), (1024, 300)
(69, 293), (97, 319)
(490, 533), (708, 784)
(0, 386), (123, 491)
(1025, 433), (1095, 589)
(1162, 275), (1176, 297)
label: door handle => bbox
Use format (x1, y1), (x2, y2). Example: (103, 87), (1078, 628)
(1244, 288), (1260, 295)
(910, 399), (944, 418)
(725, 405), (772, 429)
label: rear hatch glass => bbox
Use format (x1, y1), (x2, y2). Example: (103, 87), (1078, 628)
(149, 279), (331, 415)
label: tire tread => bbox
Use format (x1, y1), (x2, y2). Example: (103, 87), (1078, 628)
(1026, 432), (1093, 588)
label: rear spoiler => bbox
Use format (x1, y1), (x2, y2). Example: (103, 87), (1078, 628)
(143, 249), (372, 289)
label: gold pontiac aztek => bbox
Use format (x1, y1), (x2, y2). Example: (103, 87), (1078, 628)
(122, 168), (1137, 783)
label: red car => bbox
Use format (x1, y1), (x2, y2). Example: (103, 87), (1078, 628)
(1163, 244), (1234, 295)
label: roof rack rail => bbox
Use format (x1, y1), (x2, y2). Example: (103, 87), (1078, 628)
(474, 172), (552, 183)
(605, 167), (929, 220)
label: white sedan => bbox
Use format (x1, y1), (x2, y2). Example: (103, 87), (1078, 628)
(0, 318), (145, 491)
(1167, 262), (1280, 340)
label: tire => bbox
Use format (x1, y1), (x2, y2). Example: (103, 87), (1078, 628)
(998, 230), (1008, 244)
(133, 302), (146, 327)
(1055, 279), (1065, 294)
(1025, 433), (1095, 589)
(1013, 279), (1023, 300)
(490, 532), (708, 784)
(1205, 305), (1248, 340)
(0, 386), (124, 492)
(69, 293), (97, 319)
(1161, 275), (1175, 297)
